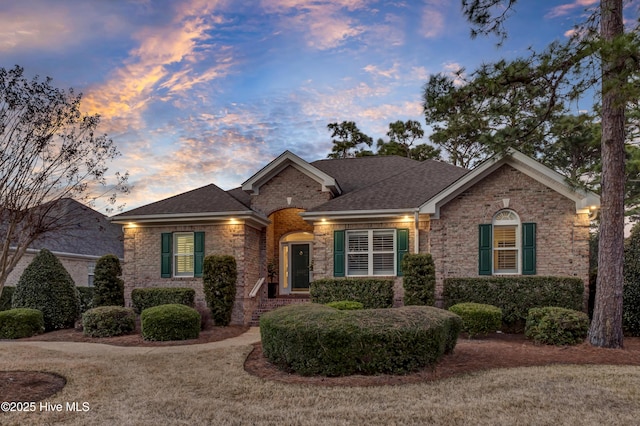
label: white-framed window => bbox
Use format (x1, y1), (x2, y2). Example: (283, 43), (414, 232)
(174, 232), (195, 277)
(346, 229), (396, 276)
(492, 210), (520, 274)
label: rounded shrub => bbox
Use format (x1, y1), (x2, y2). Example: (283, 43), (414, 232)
(77, 287), (95, 313)
(82, 306), (136, 338)
(326, 301), (364, 310)
(448, 302), (502, 338)
(141, 304), (200, 341)
(203, 255), (237, 326)
(260, 304), (462, 376)
(92, 254), (125, 307)
(0, 286), (16, 311)
(12, 249), (80, 331)
(402, 253), (436, 306)
(0, 308), (45, 339)
(525, 307), (589, 346)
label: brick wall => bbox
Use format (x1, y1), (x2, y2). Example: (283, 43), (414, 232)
(429, 164), (591, 306)
(249, 165), (331, 216)
(5, 252), (98, 288)
(122, 222), (264, 325)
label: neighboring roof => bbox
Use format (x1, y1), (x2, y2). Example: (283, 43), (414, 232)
(305, 159), (469, 214)
(242, 151), (341, 195)
(311, 155), (421, 193)
(419, 148), (601, 218)
(29, 198), (123, 258)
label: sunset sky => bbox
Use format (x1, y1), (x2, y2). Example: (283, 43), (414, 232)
(1, 0), (627, 214)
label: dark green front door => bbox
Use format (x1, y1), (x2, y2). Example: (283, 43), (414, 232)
(291, 243), (310, 291)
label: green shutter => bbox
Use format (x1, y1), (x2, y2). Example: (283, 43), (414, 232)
(194, 232), (205, 277)
(161, 233), (172, 278)
(522, 223), (536, 275)
(478, 224), (492, 275)
(334, 230), (345, 277)
(396, 228), (409, 276)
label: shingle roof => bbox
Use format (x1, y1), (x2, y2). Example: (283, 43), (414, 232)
(112, 184), (251, 217)
(307, 159), (469, 212)
(29, 198), (124, 258)
(310, 156), (421, 193)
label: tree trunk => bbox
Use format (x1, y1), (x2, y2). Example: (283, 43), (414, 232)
(588, 0), (625, 348)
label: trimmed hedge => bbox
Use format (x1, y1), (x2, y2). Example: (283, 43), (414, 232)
(12, 249), (80, 331)
(0, 286), (15, 311)
(260, 304), (462, 376)
(82, 306), (136, 338)
(449, 302), (502, 338)
(92, 254), (125, 307)
(310, 278), (394, 309)
(131, 287), (195, 314)
(525, 307), (589, 346)
(402, 253), (436, 306)
(77, 287), (95, 313)
(141, 304), (200, 341)
(203, 255), (237, 326)
(0, 308), (44, 339)
(326, 301), (364, 310)
(443, 276), (584, 328)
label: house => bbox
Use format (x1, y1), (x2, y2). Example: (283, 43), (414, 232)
(111, 149), (599, 325)
(5, 198), (124, 288)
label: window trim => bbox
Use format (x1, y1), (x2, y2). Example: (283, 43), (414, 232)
(492, 210), (521, 275)
(345, 229), (396, 277)
(173, 232), (195, 278)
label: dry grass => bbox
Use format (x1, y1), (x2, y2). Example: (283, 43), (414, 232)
(1, 341), (640, 425)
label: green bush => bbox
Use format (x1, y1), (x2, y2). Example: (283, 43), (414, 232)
(310, 278), (394, 309)
(141, 304), (200, 341)
(0, 308), (45, 339)
(12, 249), (80, 331)
(0, 286), (15, 311)
(260, 304), (462, 376)
(203, 255), (237, 326)
(77, 287), (94, 313)
(624, 224), (640, 336)
(92, 255), (124, 307)
(443, 276), (584, 330)
(525, 307), (589, 345)
(448, 303), (502, 338)
(82, 306), (136, 338)
(131, 287), (195, 314)
(402, 253), (436, 306)
(326, 300), (364, 310)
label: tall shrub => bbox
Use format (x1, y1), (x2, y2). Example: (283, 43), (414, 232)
(624, 224), (640, 336)
(203, 255), (237, 326)
(92, 254), (124, 307)
(12, 249), (80, 331)
(402, 253), (435, 306)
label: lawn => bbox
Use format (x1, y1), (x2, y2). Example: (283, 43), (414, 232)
(1, 337), (640, 425)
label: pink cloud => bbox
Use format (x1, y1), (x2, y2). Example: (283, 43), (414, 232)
(545, 0), (598, 19)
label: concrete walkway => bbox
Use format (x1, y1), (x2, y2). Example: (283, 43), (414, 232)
(0, 327), (261, 356)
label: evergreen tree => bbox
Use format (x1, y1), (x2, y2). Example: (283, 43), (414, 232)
(92, 254), (125, 307)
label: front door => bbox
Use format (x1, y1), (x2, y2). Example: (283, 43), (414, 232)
(290, 243), (310, 292)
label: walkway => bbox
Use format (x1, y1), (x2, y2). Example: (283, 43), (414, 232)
(0, 327), (261, 356)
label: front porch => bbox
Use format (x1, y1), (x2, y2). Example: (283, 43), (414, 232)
(249, 294), (310, 326)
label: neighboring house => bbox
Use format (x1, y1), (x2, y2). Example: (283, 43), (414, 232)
(111, 149), (600, 325)
(5, 198), (124, 288)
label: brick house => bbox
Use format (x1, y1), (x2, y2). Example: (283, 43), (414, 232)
(111, 149), (599, 325)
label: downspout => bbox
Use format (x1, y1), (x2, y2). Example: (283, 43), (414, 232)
(414, 210), (420, 254)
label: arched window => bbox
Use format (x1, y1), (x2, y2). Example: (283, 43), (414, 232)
(492, 210), (520, 274)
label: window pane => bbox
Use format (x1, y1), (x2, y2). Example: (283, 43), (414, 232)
(175, 255), (194, 275)
(175, 234), (194, 255)
(495, 250), (517, 272)
(348, 232), (368, 252)
(347, 253), (368, 275)
(372, 231), (394, 252)
(373, 253), (394, 275)
(494, 226), (516, 248)
(174, 233), (194, 276)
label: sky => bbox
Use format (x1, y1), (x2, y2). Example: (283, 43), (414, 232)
(1, 0), (630, 214)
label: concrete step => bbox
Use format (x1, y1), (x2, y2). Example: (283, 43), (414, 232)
(250, 296), (310, 326)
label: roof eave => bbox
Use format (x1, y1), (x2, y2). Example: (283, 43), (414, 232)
(110, 210), (270, 228)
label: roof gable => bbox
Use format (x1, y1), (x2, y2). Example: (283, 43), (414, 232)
(242, 151), (341, 195)
(419, 148), (601, 218)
